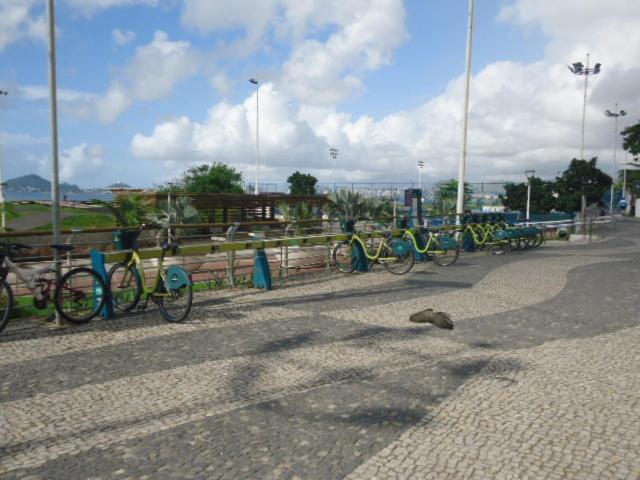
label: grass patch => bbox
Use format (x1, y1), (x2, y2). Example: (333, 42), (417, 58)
(37, 213), (116, 231)
(13, 294), (53, 319)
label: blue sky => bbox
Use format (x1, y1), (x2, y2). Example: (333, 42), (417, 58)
(1, 0), (638, 188)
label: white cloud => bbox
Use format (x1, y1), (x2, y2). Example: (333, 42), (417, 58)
(20, 85), (97, 103)
(131, 83), (327, 177)
(112, 28), (136, 46)
(67, 31), (199, 123)
(210, 73), (233, 97)
(0, 132), (47, 146)
(60, 144), (106, 182)
(0, 0), (46, 51)
(181, 0), (407, 104)
(64, 0), (161, 17)
(280, 0), (407, 105)
(182, 0), (277, 54)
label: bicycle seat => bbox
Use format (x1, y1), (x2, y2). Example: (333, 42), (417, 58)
(161, 243), (179, 253)
(50, 244), (74, 252)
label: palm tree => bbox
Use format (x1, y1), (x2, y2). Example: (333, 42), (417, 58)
(147, 196), (200, 238)
(278, 202), (315, 234)
(94, 193), (147, 227)
(327, 190), (369, 220)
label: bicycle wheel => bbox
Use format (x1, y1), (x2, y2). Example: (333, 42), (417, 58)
(382, 241), (415, 275)
(0, 280), (14, 334)
(157, 277), (193, 323)
(108, 263), (142, 312)
(55, 267), (106, 324)
(332, 242), (355, 273)
(432, 243), (460, 266)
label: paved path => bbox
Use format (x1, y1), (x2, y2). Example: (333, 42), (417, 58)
(1, 219), (639, 479)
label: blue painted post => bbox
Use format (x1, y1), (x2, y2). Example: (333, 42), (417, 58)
(90, 249), (113, 319)
(412, 231), (428, 261)
(462, 230), (476, 252)
(253, 249), (272, 289)
(351, 241), (369, 272)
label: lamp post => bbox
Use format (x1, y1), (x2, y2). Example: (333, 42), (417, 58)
(249, 78), (260, 195)
(47, 0), (62, 327)
(417, 160), (424, 189)
(604, 105), (626, 215)
(329, 147), (338, 192)
(167, 182), (173, 241)
(568, 54), (601, 160)
(525, 169), (535, 223)
(0, 90), (8, 231)
(456, 0), (475, 222)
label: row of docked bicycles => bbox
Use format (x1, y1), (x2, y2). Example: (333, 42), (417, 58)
(332, 216), (545, 275)
(0, 225), (193, 335)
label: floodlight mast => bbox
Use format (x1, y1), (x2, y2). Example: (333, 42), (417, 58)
(249, 78), (259, 195)
(417, 160), (424, 189)
(568, 53), (602, 160)
(329, 147), (339, 192)
(604, 104), (627, 215)
(456, 0), (475, 222)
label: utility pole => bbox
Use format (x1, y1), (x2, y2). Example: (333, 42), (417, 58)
(456, 0), (475, 222)
(329, 147), (338, 192)
(0, 89), (7, 231)
(417, 160), (424, 189)
(47, 0), (62, 327)
(568, 54), (602, 159)
(605, 105), (626, 215)
(249, 78), (260, 195)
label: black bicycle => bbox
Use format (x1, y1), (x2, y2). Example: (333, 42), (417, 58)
(0, 242), (107, 334)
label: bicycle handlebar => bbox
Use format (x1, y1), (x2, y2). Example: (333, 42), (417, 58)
(0, 242), (32, 252)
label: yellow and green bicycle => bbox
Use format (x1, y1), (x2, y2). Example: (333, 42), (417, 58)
(108, 225), (193, 322)
(333, 227), (415, 275)
(402, 228), (460, 266)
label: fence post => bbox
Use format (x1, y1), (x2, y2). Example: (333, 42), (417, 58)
(282, 223), (294, 279)
(226, 222), (240, 288)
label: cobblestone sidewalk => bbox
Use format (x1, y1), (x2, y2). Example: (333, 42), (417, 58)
(1, 220), (639, 479)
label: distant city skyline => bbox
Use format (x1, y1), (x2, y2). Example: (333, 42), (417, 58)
(1, 0), (639, 188)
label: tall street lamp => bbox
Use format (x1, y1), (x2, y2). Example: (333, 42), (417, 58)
(605, 105), (626, 215)
(0, 90), (8, 231)
(329, 147), (338, 192)
(249, 78), (260, 195)
(47, 0), (62, 326)
(525, 169), (535, 223)
(417, 160), (424, 189)
(456, 0), (475, 222)
(568, 54), (601, 160)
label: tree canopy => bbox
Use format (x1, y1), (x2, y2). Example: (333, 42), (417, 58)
(621, 121), (640, 156)
(554, 158), (611, 212)
(287, 171), (318, 195)
(500, 177), (557, 213)
(434, 179), (472, 214)
(160, 163), (244, 194)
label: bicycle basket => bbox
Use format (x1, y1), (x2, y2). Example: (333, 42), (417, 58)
(165, 265), (192, 289)
(113, 230), (139, 250)
(438, 236), (459, 250)
(391, 239), (412, 257)
(339, 219), (356, 233)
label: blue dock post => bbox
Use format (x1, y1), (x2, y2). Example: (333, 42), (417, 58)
(90, 249), (113, 319)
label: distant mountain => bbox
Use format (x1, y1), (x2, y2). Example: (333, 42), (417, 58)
(106, 182), (132, 189)
(6, 174), (83, 194)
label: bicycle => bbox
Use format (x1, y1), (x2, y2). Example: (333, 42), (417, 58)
(332, 225), (415, 275)
(402, 227), (460, 266)
(108, 225), (193, 323)
(0, 242), (107, 334)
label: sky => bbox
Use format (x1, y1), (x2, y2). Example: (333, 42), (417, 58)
(1, 0), (639, 189)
